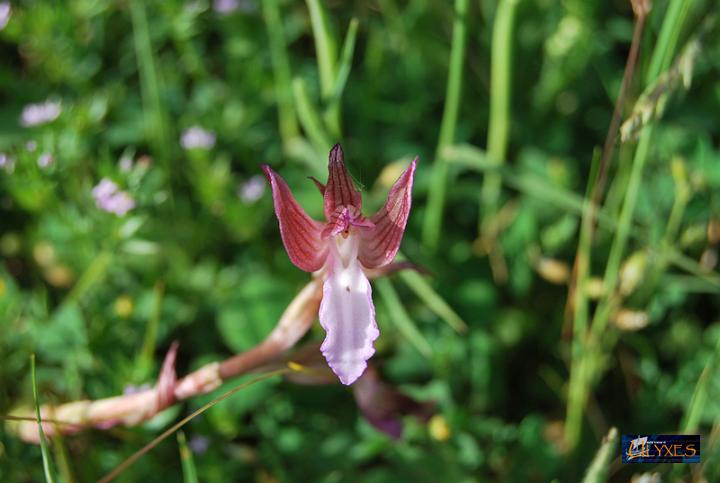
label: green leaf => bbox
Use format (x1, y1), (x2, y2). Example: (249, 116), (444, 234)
(31, 354), (57, 483)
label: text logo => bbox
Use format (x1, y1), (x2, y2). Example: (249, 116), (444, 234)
(622, 434), (700, 463)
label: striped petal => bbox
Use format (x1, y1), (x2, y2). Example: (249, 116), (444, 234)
(262, 165), (327, 272)
(323, 144), (362, 219)
(359, 157), (417, 268)
(319, 244), (379, 385)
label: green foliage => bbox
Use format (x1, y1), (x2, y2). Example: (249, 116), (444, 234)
(1, 0), (720, 481)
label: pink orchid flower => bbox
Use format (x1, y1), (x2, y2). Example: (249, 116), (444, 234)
(262, 144), (417, 385)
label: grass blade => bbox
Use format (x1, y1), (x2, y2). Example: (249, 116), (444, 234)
(480, 0), (519, 230)
(422, 0), (470, 252)
(375, 278), (432, 358)
(137, 280), (165, 379)
(325, 17), (359, 136)
(305, 0), (337, 100)
(263, 0), (300, 148)
(31, 354), (56, 483)
(130, 0), (171, 171)
(292, 77), (332, 164)
(581, 427), (618, 483)
(396, 264), (467, 333)
(177, 431), (199, 483)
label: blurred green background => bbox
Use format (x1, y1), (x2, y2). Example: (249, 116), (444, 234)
(1, 0), (720, 481)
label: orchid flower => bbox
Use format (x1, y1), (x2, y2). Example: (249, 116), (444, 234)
(262, 144), (417, 385)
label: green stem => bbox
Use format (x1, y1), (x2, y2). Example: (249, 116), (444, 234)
(479, 0), (518, 232)
(324, 18), (359, 139)
(292, 78), (332, 169)
(375, 278), (433, 358)
(66, 250), (112, 304)
(581, 427), (618, 483)
(32, 354), (56, 483)
(305, 0), (337, 99)
(421, 0), (469, 252)
(565, 149), (602, 447)
(567, 0), (692, 450)
(263, 0), (300, 149)
(130, 0), (171, 172)
(138, 280), (165, 378)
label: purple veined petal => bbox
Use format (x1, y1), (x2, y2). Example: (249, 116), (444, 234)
(319, 243), (379, 385)
(359, 157), (417, 268)
(262, 164), (327, 272)
(322, 206), (375, 239)
(323, 144), (362, 220)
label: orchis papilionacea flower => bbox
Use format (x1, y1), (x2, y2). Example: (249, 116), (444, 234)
(262, 144), (417, 385)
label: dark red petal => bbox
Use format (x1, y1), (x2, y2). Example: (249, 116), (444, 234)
(262, 165), (327, 272)
(359, 157), (417, 268)
(323, 144), (362, 219)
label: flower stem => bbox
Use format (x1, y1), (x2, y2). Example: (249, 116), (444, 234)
(479, 0), (518, 233)
(263, 0), (300, 149)
(422, 0), (469, 252)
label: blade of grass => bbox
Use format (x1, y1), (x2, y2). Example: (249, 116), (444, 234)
(98, 369), (288, 483)
(31, 354), (56, 483)
(395, 264), (468, 333)
(130, 0), (171, 174)
(581, 427), (618, 483)
(66, 250), (112, 304)
(305, 0), (337, 100)
(325, 17), (359, 134)
(422, 0), (469, 252)
(138, 280), (165, 379)
(292, 77), (332, 168)
(263, 0), (300, 149)
(567, 0), (692, 451)
(375, 278), (433, 358)
(681, 331), (720, 433)
(564, 148), (603, 450)
(479, 0), (519, 231)
(51, 428), (75, 483)
(589, 0), (692, 343)
(177, 431), (199, 483)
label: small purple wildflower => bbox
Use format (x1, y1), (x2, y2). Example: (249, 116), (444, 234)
(20, 100), (61, 127)
(214, 0), (255, 14)
(92, 178), (117, 200)
(213, 0), (239, 14)
(26, 140), (38, 152)
(237, 175), (265, 203)
(180, 126), (215, 150)
(37, 153), (54, 169)
(188, 435), (210, 454)
(0, 2), (10, 31)
(92, 178), (136, 216)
